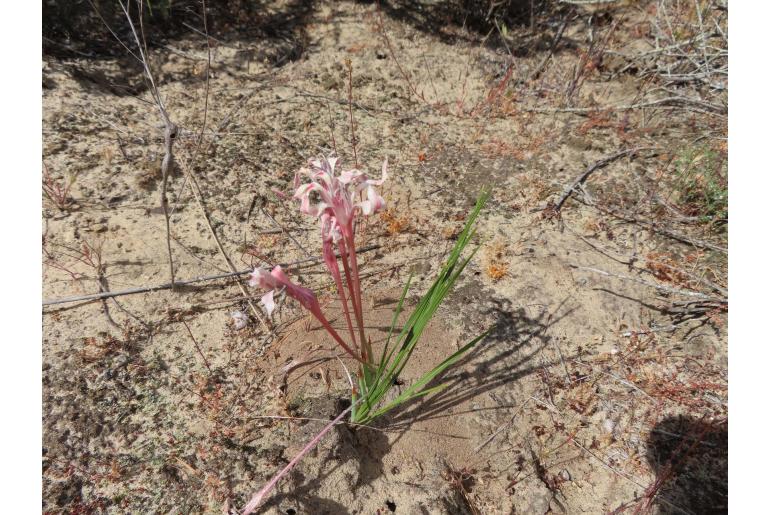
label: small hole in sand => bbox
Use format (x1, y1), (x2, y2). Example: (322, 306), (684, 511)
(386, 500), (396, 512)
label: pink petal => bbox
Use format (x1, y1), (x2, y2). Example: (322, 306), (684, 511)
(358, 185), (385, 215)
(338, 169), (364, 184)
(270, 266), (318, 313)
(248, 268), (276, 289)
(260, 291), (276, 316)
(293, 182), (319, 199)
(369, 158), (388, 186)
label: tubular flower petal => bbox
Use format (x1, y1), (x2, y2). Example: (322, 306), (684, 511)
(260, 291), (276, 316)
(250, 266), (318, 313)
(247, 265), (361, 361)
(293, 156), (388, 224)
(358, 184), (386, 215)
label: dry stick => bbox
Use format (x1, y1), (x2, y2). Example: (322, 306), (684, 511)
(521, 96), (726, 116)
(344, 59), (360, 168)
(572, 265), (721, 300)
(160, 124), (178, 287)
(181, 320), (214, 376)
(375, 4), (423, 103)
(601, 369), (656, 401)
(566, 222), (727, 296)
(572, 439), (647, 490)
(240, 400), (359, 515)
(118, 0), (178, 288)
(572, 439), (694, 515)
(42, 245), (381, 306)
(474, 398), (531, 452)
(86, 0), (142, 62)
(589, 202), (727, 254)
(292, 89), (382, 118)
(189, 0), (212, 167)
(327, 103), (338, 155)
(552, 148), (643, 212)
(261, 207), (311, 258)
(527, 13), (570, 83)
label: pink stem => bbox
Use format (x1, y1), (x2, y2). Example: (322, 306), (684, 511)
(310, 305), (364, 364)
(241, 401), (357, 515)
(323, 243), (359, 353)
(344, 232), (367, 346)
(338, 235), (368, 362)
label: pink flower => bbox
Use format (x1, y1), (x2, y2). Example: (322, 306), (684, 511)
(249, 266), (316, 313)
(338, 159), (388, 215)
(248, 265), (361, 361)
(293, 156), (388, 226)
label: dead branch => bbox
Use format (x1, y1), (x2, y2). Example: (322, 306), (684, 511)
(589, 202), (727, 254)
(118, 0), (178, 287)
(522, 96), (726, 116)
(528, 13), (571, 83)
(563, 220), (727, 296)
(552, 148), (645, 212)
(42, 245), (381, 306)
(572, 265), (724, 302)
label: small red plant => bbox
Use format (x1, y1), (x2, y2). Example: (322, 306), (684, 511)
(42, 163), (75, 211)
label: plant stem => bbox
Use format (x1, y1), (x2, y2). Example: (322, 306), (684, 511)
(309, 306), (364, 365)
(323, 242), (359, 353)
(339, 235), (368, 362)
(241, 401), (358, 514)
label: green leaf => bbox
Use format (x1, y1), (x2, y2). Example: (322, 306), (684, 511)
(352, 189), (491, 424)
(358, 331), (488, 424)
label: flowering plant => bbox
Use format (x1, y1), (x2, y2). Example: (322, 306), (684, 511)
(242, 156), (488, 513)
(249, 156), (489, 425)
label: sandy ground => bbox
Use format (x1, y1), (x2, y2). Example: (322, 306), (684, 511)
(43, 1), (727, 513)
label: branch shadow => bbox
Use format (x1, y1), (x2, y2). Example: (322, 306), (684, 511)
(44, 0), (314, 94)
(646, 415), (727, 514)
(369, 0), (564, 54)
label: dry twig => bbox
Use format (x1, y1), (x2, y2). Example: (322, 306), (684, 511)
(42, 245), (381, 306)
(118, 0), (179, 288)
(551, 148), (645, 212)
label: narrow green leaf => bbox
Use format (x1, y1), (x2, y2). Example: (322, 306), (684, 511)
(352, 189), (491, 425)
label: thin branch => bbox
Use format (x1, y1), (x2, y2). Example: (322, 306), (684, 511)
(522, 96), (726, 116)
(589, 202), (727, 254)
(528, 13), (571, 82)
(118, 0), (178, 288)
(552, 148), (644, 212)
(345, 59), (360, 168)
(572, 265), (720, 300)
(42, 245), (381, 306)
(182, 320), (214, 376)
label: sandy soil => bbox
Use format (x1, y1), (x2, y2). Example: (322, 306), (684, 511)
(43, 1), (727, 513)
